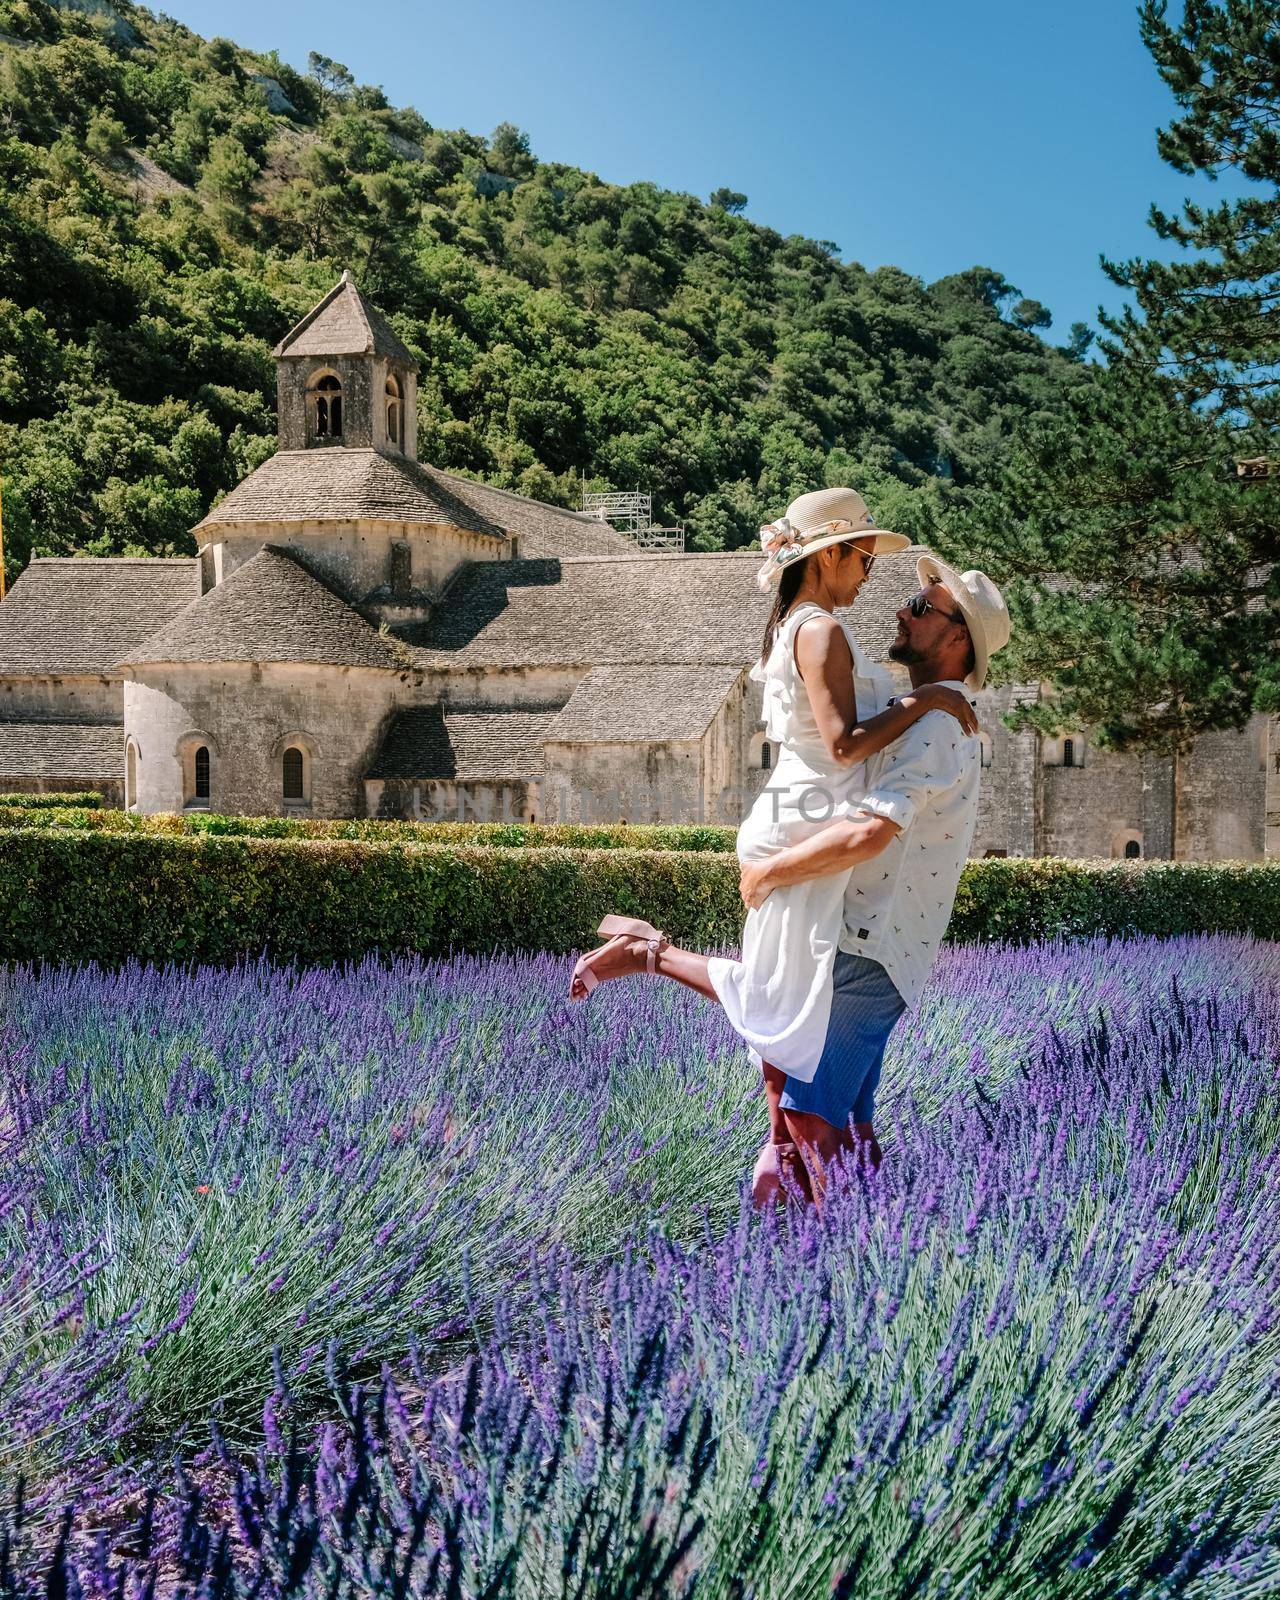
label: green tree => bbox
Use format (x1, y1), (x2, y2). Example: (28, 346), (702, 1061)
(1105, 0), (1280, 424)
(967, 0), (1280, 750)
(957, 363), (1275, 750)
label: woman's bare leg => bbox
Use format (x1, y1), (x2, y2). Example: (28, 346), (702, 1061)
(753, 1062), (814, 1208)
(570, 934), (721, 1003)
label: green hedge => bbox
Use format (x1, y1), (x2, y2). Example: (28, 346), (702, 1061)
(0, 791), (104, 810)
(0, 828), (1275, 967)
(0, 807), (738, 851)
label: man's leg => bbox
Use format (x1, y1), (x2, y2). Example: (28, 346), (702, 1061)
(780, 1108), (862, 1211)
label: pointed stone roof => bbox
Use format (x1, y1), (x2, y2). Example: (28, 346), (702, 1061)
(194, 449), (632, 556)
(119, 546), (401, 670)
(273, 272), (418, 366)
(0, 557), (202, 676)
(545, 663), (746, 743)
(366, 706), (558, 781)
(408, 546), (922, 672)
(0, 722), (122, 780)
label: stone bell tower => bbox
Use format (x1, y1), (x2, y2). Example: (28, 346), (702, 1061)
(272, 270), (419, 459)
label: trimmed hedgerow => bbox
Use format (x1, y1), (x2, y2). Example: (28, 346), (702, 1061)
(0, 828), (1276, 967)
(0, 807), (739, 851)
(0, 791), (104, 810)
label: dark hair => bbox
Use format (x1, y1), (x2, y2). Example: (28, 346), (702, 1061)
(759, 557), (808, 664)
(963, 637), (977, 678)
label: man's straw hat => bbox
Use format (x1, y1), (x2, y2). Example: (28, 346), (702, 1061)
(756, 487), (910, 593)
(915, 552), (1011, 691)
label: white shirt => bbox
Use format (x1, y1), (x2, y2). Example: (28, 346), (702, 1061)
(836, 680), (982, 1008)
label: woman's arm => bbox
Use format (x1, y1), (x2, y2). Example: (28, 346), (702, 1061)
(793, 615), (979, 768)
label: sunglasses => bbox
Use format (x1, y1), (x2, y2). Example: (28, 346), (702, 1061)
(906, 589), (966, 626)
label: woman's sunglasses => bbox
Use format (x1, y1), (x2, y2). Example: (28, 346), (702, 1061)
(906, 589), (965, 625)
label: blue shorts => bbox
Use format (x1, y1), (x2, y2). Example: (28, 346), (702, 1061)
(778, 953), (906, 1130)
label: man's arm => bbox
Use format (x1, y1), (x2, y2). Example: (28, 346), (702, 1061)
(740, 813), (899, 908)
(739, 708), (968, 909)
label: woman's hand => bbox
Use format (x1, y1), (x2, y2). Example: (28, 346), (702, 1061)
(908, 684), (980, 736)
(740, 860), (774, 910)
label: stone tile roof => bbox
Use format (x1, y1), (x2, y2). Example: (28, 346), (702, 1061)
(196, 450), (506, 533)
(273, 272), (418, 365)
(545, 663), (746, 743)
(366, 706), (558, 780)
(425, 470), (634, 558)
(0, 722), (121, 779)
(410, 547), (922, 671)
(0, 558), (202, 676)
(197, 449), (633, 557)
(120, 546), (401, 670)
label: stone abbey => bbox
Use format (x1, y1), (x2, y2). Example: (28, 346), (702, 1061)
(0, 274), (1276, 859)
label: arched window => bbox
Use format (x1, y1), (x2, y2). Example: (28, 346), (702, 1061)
(761, 740), (772, 771)
(126, 740), (138, 810)
(282, 746), (305, 802)
(194, 746), (210, 801)
(313, 374), (343, 439)
(1124, 839), (1142, 859)
(385, 375), (401, 449)
(1112, 829), (1143, 860)
(1063, 738), (1075, 769)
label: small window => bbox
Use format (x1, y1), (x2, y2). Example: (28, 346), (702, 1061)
(984, 848), (1008, 859)
(1124, 839), (1141, 859)
(761, 740), (772, 771)
(314, 375), (343, 439)
(1063, 738), (1075, 769)
(979, 732), (993, 768)
(126, 741), (138, 810)
(386, 375), (401, 449)
(283, 746), (305, 801)
(194, 745), (210, 801)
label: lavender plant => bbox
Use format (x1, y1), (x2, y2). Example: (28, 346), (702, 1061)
(0, 935), (1277, 1594)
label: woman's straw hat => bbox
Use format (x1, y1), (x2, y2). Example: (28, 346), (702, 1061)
(756, 487), (910, 593)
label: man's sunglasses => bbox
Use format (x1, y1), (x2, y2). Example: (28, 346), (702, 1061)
(906, 589), (966, 626)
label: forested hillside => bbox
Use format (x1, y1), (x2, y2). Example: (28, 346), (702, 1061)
(0, 0), (1090, 578)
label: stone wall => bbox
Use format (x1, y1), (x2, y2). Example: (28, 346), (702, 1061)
(276, 355), (418, 457)
(366, 776), (538, 824)
(202, 518), (509, 607)
(540, 739), (704, 824)
(0, 674), (123, 723)
(0, 774), (124, 806)
(1174, 717), (1267, 860)
(704, 667), (759, 823)
(414, 665), (585, 712)
(1267, 716), (1280, 861)
(123, 661), (403, 818)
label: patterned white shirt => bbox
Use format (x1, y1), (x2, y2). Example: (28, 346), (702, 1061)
(835, 680), (981, 1007)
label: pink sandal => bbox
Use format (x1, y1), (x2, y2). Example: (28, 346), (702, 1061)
(569, 916), (670, 1000)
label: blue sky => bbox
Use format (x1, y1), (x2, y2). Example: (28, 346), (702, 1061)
(159, 0), (1245, 341)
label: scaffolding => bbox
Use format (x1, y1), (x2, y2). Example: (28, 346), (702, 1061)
(582, 489), (685, 552)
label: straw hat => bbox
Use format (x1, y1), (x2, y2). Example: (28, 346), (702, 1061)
(755, 487), (910, 594)
(914, 552), (1010, 692)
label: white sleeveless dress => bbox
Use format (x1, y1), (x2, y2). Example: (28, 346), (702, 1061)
(707, 601), (895, 1082)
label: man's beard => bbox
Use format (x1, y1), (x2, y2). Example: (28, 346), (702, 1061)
(887, 637), (926, 667)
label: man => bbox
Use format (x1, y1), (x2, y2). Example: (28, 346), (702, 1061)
(739, 555), (1010, 1207)
(566, 554), (1010, 1210)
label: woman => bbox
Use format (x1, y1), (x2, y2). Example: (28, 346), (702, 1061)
(569, 487), (977, 1208)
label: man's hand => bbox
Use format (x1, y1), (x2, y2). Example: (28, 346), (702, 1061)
(740, 859), (774, 910)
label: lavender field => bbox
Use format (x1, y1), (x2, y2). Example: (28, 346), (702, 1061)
(2, 935), (1279, 1598)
